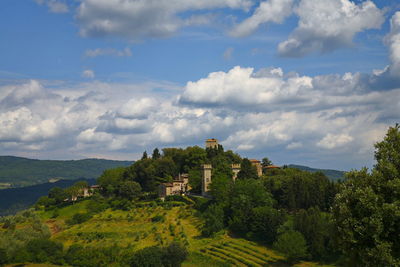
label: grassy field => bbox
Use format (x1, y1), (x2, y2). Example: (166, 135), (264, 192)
(35, 200), (335, 267)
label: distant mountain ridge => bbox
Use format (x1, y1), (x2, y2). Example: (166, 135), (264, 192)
(288, 164), (346, 181)
(0, 178), (96, 216)
(0, 156), (133, 187)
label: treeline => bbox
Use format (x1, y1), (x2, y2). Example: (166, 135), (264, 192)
(201, 168), (339, 263)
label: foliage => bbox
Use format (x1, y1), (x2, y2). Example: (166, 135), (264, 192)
(333, 124), (400, 266)
(273, 230), (308, 263)
(66, 212), (93, 225)
(293, 207), (337, 260)
(65, 244), (124, 267)
(249, 206), (286, 244)
(202, 203), (225, 237)
(25, 238), (64, 264)
(130, 242), (188, 267)
(237, 158), (259, 180)
(264, 168), (337, 211)
(152, 148), (161, 160)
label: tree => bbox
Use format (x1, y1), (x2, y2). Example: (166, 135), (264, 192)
(237, 158), (258, 180)
(48, 187), (68, 204)
(250, 206), (286, 244)
(332, 125), (400, 266)
(262, 157), (272, 167)
(202, 203), (225, 237)
(25, 238), (63, 264)
(152, 148), (161, 160)
(0, 248), (7, 266)
(273, 230), (308, 263)
(130, 246), (164, 267)
(118, 181), (142, 200)
(97, 167), (126, 196)
(142, 151), (148, 160)
(163, 242), (188, 267)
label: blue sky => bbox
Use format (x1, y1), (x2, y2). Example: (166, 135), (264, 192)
(1, 0), (400, 170)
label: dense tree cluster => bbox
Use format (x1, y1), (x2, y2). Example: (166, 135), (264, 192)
(333, 124), (400, 266)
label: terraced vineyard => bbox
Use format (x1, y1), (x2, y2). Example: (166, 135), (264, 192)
(31, 200), (334, 267)
(201, 239), (287, 267)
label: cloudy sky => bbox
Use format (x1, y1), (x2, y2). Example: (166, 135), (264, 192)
(1, 0), (400, 170)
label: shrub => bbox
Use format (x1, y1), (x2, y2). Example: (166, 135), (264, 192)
(66, 213), (92, 225)
(151, 215), (165, 223)
(273, 230), (308, 263)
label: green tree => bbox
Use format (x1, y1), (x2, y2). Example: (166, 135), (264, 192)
(118, 181), (142, 200)
(262, 157), (272, 167)
(0, 248), (7, 266)
(163, 242), (188, 267)
(97, 167), (126, 196)
(250, 206), (286, 244)
(202, 203), (225, 237)
(333, 124), (400, 266)
(130, 246), (164, 267)
(152, 148), (161, 160)
(273, 230), (308, 263)
(48, 187), (68, 204)
(237, 158), (258, 180)
(142, 151), (148, 160)
(25, 238), (63, 264)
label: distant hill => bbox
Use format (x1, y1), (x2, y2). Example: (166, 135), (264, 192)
(0, 178), (96, 216)
(288, 164), (346, 181)
(0, 156), (133, 187)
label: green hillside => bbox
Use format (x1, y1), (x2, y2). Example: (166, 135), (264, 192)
(287, 164), (345, 181)
(1, 199), (333, 267)
(0, 156), (133, 187)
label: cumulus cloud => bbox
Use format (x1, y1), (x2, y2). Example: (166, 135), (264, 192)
(386, 12), (400, 76)
(230, 0), (294, 37)
(76, 0), (252, 40)
(85, 47), (132, 58)
(82, 69), (95, 78)
(1, 64), (399, 168)
(35, 0), (69, 13)
(317, 133), (354, 149)
(278, 0), (384, 57)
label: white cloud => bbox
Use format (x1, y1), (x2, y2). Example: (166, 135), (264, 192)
(1, 59), (399, 169)
(223, 47), (234, 60)
(386, 12), (400, 76)
(76, 0), (252, 40)
(35, 0), (69, 13)
(317, 133), (354, 149)
(278, 0), (384, 57)
(287, 142), (302, 150)
(85, 47), (132, 58)
(82, 69), (95, 78)
(230, 0), (294, 37)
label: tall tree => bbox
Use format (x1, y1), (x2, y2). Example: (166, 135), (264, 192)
(333, 125), (400, 266)
(152, 148), (161, 160)
(141, 151), (148, 160)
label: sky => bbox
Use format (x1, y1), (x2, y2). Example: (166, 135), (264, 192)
(1, 0), (400, 170)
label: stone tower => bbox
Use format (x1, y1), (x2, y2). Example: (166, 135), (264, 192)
(231, 163), (241, 181)
(205, 138), (218, 149)
(250, 159), (262, 177)
(201, 164), (212, 196)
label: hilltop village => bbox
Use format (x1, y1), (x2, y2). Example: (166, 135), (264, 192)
(158, 138), (279, 198)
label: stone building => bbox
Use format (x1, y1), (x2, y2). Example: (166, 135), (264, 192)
(250, 159), (262, 177)
(231, 164), (241, 181)
(205, 138), (218, 149)
(201, 164), (212, 196)
(158, 173), (190, 199)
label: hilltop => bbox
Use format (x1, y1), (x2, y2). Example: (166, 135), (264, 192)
(0, 156), (132, 187)
(287, 165), (345, 181)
